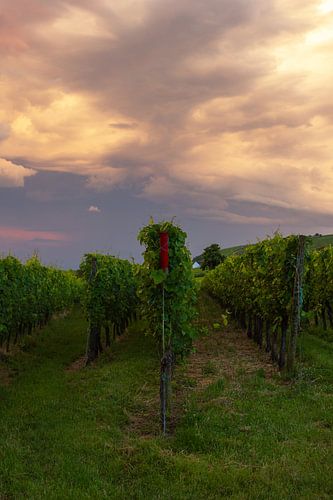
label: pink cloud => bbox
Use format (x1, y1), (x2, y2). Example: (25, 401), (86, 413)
(0, 226), (69, 243)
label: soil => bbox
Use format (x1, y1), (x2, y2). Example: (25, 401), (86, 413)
(127, 292), (279, 437)
(66, 356), (87, 372)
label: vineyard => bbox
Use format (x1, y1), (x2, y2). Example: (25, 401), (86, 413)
(0, 255), (82, 351)
(0, 225), (333, 498)
(79, 253), (138, 364)
(305, 246), (333, 331)
(203, 234), (333, 373)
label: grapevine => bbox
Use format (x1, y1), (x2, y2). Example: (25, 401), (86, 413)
(137, 219), (197, 433)
(80, 253), (137, 363)
(0, 255), (82, 350)
(203, 234), (305, 371)
(137, 220), (197, 357)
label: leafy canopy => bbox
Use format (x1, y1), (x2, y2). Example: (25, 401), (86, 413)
(201, 243), (224, 270)
(137, 219), (197, 357)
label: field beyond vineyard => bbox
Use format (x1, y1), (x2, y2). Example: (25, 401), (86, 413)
(1, 292), (332, 499)
(194, 232), (333, 262)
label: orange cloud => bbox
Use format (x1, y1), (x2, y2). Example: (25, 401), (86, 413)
(0, 158), (36, 187)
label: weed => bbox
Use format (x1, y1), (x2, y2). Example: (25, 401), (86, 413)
(202, 361), (218, 376)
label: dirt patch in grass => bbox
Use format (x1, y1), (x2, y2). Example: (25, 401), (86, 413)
(0, 365), (12, 386)
(168, 323), (278, 430)
(127, 292), (279, 437)
(126, 370), (161, 437)
(170, 293), (278, 424)
(66, 355), (87, 372)
(127, 402), (160, 438)
(187, 327), (276, 387)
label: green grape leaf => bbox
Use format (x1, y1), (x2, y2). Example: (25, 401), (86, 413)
(150, 269), (167, 284)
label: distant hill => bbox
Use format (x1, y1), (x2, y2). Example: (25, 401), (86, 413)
(193, 233), (333, 264)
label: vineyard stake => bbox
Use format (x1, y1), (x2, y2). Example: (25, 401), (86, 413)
(162, 284), (165, 356)
(160, 231), (169, 434)
(287, 235), (306, 374)
(86, 256), (99, 365)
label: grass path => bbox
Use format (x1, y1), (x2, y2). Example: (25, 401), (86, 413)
(1, 299), (333, 499)
(0, 309), (159, 499)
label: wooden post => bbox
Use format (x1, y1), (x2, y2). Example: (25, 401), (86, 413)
(86, 257), (100, 365)
(159, 231), (171, 434)
(160, 349), (173, 434)
(279, 314), (289, 370)
(287, 235), (306, 374)
(265, 320), (271, 353)
(105, 325), (111, 347)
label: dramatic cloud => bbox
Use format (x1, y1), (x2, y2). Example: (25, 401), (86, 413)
(1, 0), (333, 229)
(0, 123), (10, 141)
(0, 158), (36, 187)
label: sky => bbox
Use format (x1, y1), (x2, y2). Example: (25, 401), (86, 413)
(1, 0), (333, 268)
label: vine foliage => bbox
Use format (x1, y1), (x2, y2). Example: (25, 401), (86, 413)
(304, 246), (333, 331)
(0, 255), (82, 350)
(137, 220), (197, 357)
(203, 234), (307, 372)
(138, 220), (197, 433)
(80, 254), (137, 364)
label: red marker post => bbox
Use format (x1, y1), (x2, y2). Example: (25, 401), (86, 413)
(160, 232), (169, 272)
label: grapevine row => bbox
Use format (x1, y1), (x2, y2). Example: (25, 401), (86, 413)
(304, 246), (333, 330)
(80, 254), (138, 364)
(203, 234), (304, 371)
(0, 255), (82, 350)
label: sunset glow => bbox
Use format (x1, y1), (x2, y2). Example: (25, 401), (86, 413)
(0, 226), (69, 242)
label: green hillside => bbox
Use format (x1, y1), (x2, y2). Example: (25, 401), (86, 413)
(310, 233), (333, 250)
(194, 233), (333, 264)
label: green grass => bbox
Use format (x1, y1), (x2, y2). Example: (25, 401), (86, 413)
(298, 332), (333, 384)
(220, 244), (247, 257)
(192, 268), (206, 279)
(310, 233), (333, 250)
(0, 303), (333, 499)
(304, 324), (333, 344)
(171, 369), (333, 498)
(0, 309), (159, 499)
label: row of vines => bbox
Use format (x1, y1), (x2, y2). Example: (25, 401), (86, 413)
(79, 223), (197, 431)
(80, 254), (138, 364)
(0, 255), (82, 351)
(305, 246), (333, 330)
(203, 234), (333, 373)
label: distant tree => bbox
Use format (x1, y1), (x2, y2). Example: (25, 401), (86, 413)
(201, 243), (224, 270)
